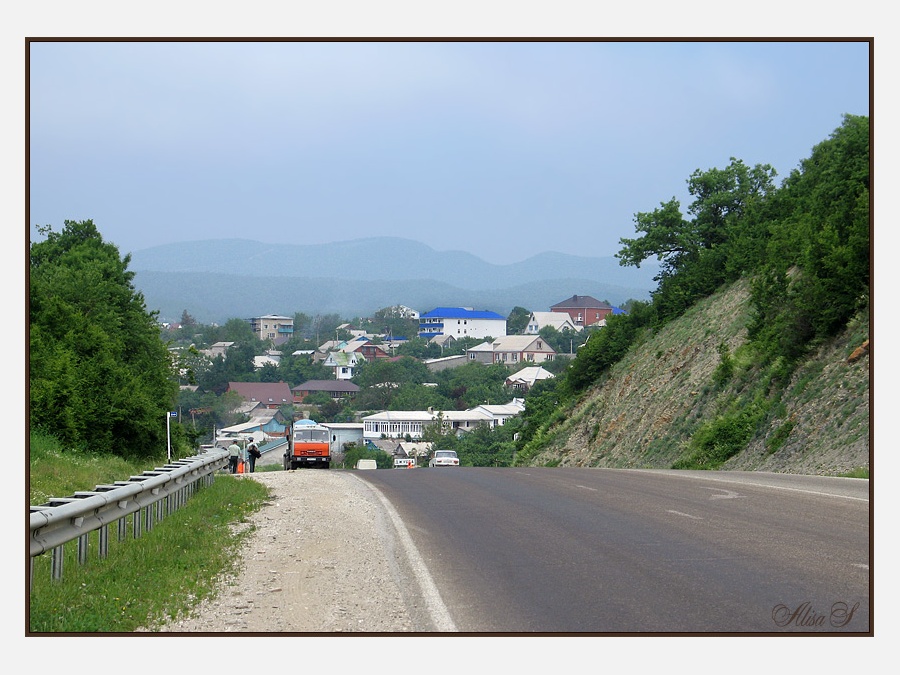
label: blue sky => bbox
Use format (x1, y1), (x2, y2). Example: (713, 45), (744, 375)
(28, 39), (870, 265)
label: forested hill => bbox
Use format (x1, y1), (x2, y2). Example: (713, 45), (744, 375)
(129, 238), (660, 323)
(514, 114), (870, 476)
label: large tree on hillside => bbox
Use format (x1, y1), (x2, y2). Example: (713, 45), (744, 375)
(617, 158), (777, 322)
(618, 158), (776, 277)
(749, 114), (870, 362)
(30, 220), (178, 458)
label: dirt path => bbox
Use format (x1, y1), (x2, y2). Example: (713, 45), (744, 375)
(141, 469), (427, 633)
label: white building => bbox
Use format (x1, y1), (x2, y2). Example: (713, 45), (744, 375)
(323, 351), (364, 380)
(418, 307), (506, 340)
(361, 399), (525, 440)
(525, 311), (580, 335)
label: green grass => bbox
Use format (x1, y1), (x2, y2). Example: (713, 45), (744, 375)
(29, 430), (270, 633)
(838, 467), (869, 479)
(29, 430), (160, 506)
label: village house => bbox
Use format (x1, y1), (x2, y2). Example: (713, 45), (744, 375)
(505, 366), (555, 393)
(253, 349), (282, 369)
(200, 341), (234, 359)
(226, 381), (293, 410)
(322, 350), (364, 379)
(466, 335), (556, 365)
(525, 311), (580, 334)
(550, 295), (614, 328)
(292, 379), (360, 404)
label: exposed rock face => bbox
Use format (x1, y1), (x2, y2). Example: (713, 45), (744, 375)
(526, 280), (870, 476)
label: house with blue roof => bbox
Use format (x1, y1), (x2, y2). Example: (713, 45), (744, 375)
(418, 307), (507, 340)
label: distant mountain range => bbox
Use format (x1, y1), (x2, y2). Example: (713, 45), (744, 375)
(128, 237), (660, 324)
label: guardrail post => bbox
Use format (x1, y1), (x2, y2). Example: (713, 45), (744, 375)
(118, 515), (127, 542)
(51, 546), (63, 581)
(99, 523), (109, 559)
(133, 508), (142, 539)
(77, 533), (88, 565)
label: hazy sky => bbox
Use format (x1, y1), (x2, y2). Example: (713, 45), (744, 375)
(28, 39), (869, 265)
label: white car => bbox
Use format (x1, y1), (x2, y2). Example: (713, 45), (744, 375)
(429, 450), (460, 467)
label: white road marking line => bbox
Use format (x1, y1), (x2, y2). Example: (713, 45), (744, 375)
(353, 475), (458, 632)
(667, 510), (703, 520)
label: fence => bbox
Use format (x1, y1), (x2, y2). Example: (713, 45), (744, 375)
(29, 448), (228, 592)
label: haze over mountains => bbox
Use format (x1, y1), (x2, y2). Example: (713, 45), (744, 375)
(129, 237), (660, 324)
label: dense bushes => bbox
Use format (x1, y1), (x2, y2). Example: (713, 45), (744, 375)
(30, 220), (179, 459)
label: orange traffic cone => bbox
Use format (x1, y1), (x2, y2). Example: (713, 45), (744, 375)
(237, 459), (244, 474)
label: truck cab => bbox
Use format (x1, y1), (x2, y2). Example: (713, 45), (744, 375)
(284, 419), (331, 470)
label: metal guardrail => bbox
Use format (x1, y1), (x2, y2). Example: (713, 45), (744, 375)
(29, 449), (229, 589)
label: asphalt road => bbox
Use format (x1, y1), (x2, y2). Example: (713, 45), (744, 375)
(357, 467), (870, 634)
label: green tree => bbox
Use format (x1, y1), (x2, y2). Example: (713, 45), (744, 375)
(30, 220), (178, 458)
(617, 158), (776, 323)
(396, 336), (442, 359)
(179, 309), (197, 328)
(434, 362), (511, 409)
(353, 356), (430, 389)
(275, 352), (331, 387)
(388, 384), (452, 412)
(456, 416), (522, 466)
(506, 306), (531, 335)
(537, 325), (584, 355)
(749, 114), (870, 364)
(195, 342), (257, 394)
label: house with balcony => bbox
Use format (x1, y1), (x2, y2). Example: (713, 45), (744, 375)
(418, 307), (506, 340)
(549, 295), (614, 328)
(249, 314), (294, 345)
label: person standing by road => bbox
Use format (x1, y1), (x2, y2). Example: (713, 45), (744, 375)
(228, 441), (240, 473)
(247, 438), (261, 473)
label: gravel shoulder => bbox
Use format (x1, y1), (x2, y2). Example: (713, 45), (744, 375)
(142, 468), (432, 633)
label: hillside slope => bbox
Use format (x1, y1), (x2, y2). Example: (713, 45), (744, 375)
(524, 279), (870, 476)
